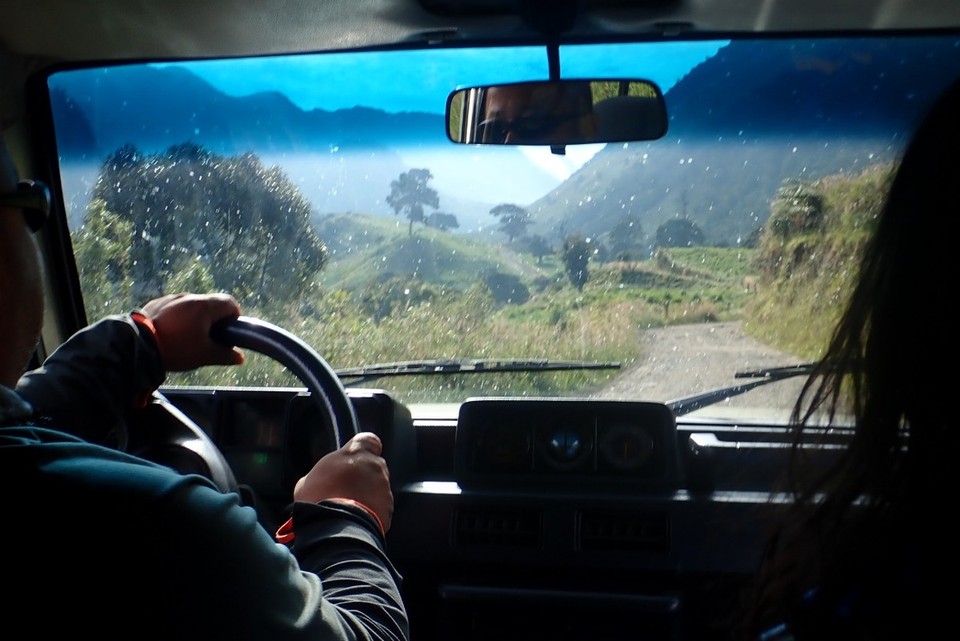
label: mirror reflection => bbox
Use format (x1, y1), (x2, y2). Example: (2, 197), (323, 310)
(447, 79), (667, 146)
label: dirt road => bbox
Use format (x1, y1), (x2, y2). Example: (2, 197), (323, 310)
(592, 320), (809, 413)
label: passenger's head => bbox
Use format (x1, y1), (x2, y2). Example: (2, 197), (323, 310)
(479, 81), (597, 144)
(0, 136), (45, 387)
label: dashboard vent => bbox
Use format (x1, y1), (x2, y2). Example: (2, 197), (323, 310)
(578, 510), (670, 552)
(455, 507), (541, 548)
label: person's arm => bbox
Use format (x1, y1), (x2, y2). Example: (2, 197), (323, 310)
(16, 293), (242, 442)
(288, 500), (409, 640)
(156, 432), (407, 640)
(157, 475), (407, 640)
(15, 314), (165, 441)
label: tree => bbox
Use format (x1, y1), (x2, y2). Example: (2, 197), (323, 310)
(427, 211), (459, 231)
(525, 234), (553, 264)
(386, 168), (439, 237)
(561, 234), (591, 290)
(655, 217), (705, 248)
(608, 215), (645, 260)
(72, 198), (134, 318)
(481, 270), (530, 305)
(768, 179), (825, 239)
(358, 274), (437, 323)
(89, 143), (327, 310)
(490, 203), (531, 242)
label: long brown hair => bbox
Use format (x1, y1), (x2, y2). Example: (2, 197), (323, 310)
(741, 78), (960, 640)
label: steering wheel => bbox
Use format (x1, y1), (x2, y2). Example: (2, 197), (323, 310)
(128, 316), (359, 499)
(210, 315), (360, 450)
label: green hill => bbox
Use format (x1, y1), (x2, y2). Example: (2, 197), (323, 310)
(314, 213), (545, 291)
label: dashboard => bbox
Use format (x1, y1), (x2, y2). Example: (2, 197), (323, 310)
(154, 385), (841, 641)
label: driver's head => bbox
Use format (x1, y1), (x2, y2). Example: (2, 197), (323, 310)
(480, 82), (597, 144)
(0, 135), (45, 387)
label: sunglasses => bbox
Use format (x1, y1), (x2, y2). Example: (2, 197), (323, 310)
(0, 179), (51, 233)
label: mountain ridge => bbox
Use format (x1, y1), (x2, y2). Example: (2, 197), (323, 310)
(50, 37), (960, 245)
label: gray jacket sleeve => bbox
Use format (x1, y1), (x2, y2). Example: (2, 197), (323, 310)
(156, 477), (409, 640)
(15, 314), (164, 442)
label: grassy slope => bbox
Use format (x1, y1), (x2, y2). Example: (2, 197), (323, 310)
(315, 212), (543, 290)
(742, 162), (894, 359)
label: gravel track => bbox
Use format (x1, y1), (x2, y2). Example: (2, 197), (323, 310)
(592, 320), (809, 414)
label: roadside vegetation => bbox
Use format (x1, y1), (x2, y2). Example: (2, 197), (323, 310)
(71, 143), (894, 402)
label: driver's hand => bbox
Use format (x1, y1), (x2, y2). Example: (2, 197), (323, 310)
(140, 293), (244, 372)
(294, 432), (394, 533)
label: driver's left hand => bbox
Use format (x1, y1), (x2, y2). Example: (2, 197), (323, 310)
(141, 293), (245, 371)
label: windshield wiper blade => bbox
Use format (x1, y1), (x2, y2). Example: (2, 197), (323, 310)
(666, 362), (816, 416)
(335, 358), (621, 386)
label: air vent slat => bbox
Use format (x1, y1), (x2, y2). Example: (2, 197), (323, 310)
(455, 508), (541, 547)
(579, 510), (669, 552)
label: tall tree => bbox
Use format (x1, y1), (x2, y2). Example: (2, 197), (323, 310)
(386, 168), (439, 237)
(72, 198), (134, 318)
(489, 203), (531, 242)
(561, 234), (591, 290)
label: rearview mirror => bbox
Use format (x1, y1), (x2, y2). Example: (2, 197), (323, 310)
(446, 79), (667, 146)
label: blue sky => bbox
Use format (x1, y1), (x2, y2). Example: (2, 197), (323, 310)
(164, 41), (727, 114)
(152, 42), (728, 207)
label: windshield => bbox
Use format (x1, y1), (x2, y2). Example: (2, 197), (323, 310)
(47, 36), (960, 420)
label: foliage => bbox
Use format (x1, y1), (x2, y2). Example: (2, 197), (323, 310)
(524, 234), (553, 263)
(655, 217), (705, 247)
(561, 234), (591, 290)
(490, 203), (531, 242)
(427, 211), (459, 231)
(86, 143), (326, 313)
(386, 168), (439, 237)
(357, 274), (438, 324)
(767, 179), (825, 238)
(590, 80), (659, 102)
(481, 270), (530, 305)
(606, 214), (646, 260)
(743, 163), (895, 358)
(72, 198), (134, 317)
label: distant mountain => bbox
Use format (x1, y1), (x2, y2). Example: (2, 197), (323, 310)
(50, 65), (456, 222)
(50, 65), (448, 157)
(529, 37), (960, 245)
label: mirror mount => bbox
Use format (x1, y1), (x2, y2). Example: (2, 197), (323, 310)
(546, 41), (562, 155)
(518, 0), (580, 43)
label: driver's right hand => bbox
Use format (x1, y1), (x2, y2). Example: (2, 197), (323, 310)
(294, 432), (394, 533)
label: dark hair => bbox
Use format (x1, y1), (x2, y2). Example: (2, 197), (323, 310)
(741, 77), (960, 640)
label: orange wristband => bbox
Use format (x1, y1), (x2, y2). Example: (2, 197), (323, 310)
(130, 310), (158, 342)
(274, 498), (386, 544)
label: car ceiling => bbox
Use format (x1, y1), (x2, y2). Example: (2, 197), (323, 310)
(4, 0), (960, 67)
